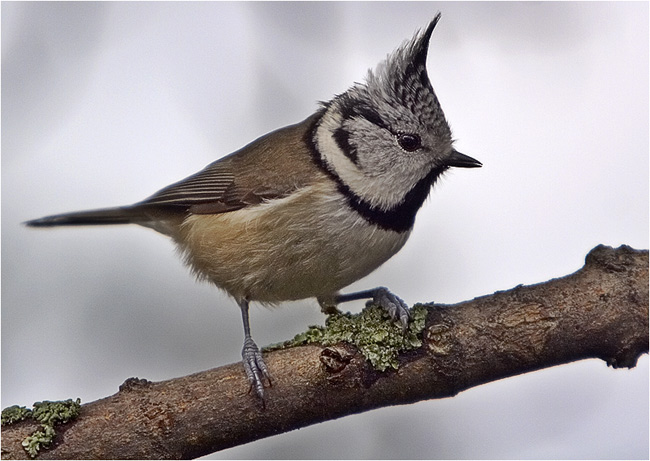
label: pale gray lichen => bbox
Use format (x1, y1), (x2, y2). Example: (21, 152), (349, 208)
(2, 398), (81, 458)
(265, 303), (428, 371)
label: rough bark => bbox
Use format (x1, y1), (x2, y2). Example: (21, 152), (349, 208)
(2, 244), (648, 459)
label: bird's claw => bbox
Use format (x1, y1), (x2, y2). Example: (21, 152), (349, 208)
(242, 337), (271, 401)
(369, 286), (410, 331)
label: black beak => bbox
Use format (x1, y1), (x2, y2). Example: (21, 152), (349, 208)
(446, 149), (482, 168)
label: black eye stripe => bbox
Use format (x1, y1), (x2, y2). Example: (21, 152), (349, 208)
(333, 126), (358, 164)
(338, 95), (389, 130)
(355, 107), (388, 130)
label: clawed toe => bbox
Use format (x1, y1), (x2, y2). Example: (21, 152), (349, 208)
(335, 286), (411, 330)
(371, 287), (410, 330)
(242, 337), (271, 400)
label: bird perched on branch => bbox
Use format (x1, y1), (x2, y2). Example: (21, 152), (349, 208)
(26, 13), (481, 400)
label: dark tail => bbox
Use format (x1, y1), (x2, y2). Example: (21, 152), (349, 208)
(24, 207), (145, 227)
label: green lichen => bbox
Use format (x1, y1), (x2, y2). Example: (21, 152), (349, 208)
(22, 425), (56, 458)
(1, 405), (32, 425)
(31, 399), (81, 427)
(2, 398), (81, 458)
(266, 303), (428, 371)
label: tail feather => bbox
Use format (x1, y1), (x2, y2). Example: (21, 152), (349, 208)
(24, 207), (144, 227)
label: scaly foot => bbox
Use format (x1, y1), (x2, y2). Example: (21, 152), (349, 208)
(242, 336), (271, 400)
(369, 286), (410, 331)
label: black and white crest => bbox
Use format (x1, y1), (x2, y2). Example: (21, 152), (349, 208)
(311, 13), (458, 232)
(362, 13), (449, 140)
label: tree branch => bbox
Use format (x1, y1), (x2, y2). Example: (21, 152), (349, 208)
(2, 244), (648, 460)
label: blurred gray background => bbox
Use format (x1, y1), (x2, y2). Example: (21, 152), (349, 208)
(2, 2), (648, 459)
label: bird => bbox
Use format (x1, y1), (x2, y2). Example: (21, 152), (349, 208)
(25, 13), (481, 400)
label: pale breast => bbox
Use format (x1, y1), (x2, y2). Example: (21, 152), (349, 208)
(173, 181), (411, 304)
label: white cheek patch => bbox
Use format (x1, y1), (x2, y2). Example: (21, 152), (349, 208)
(315, 108), (427, 211)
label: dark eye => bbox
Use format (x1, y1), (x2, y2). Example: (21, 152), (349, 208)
(397, 133), (421, 152)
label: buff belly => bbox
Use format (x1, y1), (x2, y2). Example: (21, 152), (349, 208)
(172, 182), (411, 304)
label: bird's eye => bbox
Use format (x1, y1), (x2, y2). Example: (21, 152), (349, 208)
(397, 133), (421, 152)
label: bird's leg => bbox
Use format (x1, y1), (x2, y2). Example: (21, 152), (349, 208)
(238, 299), (271, 399)
(334, 287), (410, 331)
(317, 296), (342, 315)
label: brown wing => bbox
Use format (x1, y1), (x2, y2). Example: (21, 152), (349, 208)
(138, 112), (324, 215)
(140, 160), (239, 212)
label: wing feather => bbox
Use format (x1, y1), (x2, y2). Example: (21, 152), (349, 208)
(135, 112), (324, 215)
(141, 162), (236, 206)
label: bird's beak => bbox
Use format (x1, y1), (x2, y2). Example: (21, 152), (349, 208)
(447, 149), (482, 168)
